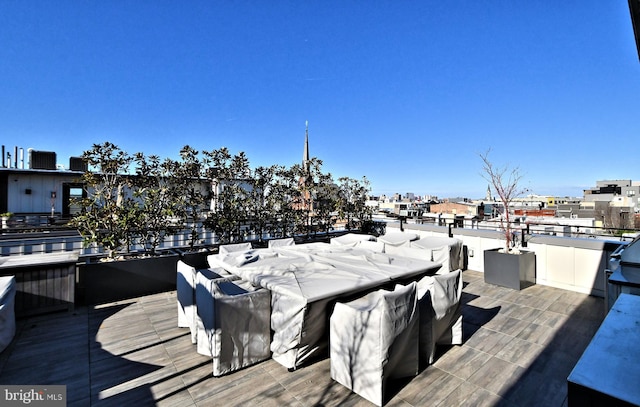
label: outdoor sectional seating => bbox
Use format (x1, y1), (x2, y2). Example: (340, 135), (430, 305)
(410, 236), (463, 271)
(416, 268), (463, 365)
(218, 242), (253, 254)
(181, 241), (463, 396)
(329, 269), (464, 404)
(267, 237), (295, 248)
(330, 282), (420, 406)
(329, 233), (376, 246)
(195, 275), (271, 376)
(176, 259), (236, 343)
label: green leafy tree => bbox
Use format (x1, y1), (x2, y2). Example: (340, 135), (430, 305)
(268, 165), (300, 238)
(247, 165), (278, 242)
(173, 146), (210, 249)
(70, 142), (134, 258)
(337, 176), (372, 230)
(314, 172), (339, 234)
(131, 152), (183, 255)
(203, 148), (252, 244)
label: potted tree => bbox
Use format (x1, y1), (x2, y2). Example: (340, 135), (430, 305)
(1, 212), (12, 229)
(267, 165), (301, 239)
(70, 143), (182, 304)
(203, 148), (252, 244)
(337, 175), (374, 232)
(480, 150), (536, 290)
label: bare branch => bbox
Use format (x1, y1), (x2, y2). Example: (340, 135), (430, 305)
(479, 149), (527, 252)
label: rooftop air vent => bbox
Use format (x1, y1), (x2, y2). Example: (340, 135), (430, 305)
(29, 150), (57, 170)
(69, 157), (88, 172)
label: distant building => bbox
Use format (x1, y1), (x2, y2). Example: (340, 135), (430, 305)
(293, 121), (313, 211)
(429, 201), (485, 219)
(583, 180), (640, 229)
(584, 180), (639, 204)
(0, 147), (86, 221)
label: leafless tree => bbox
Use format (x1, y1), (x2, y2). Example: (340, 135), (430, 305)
(480, 149), (528, 252)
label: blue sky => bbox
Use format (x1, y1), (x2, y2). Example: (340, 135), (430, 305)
(1, 2), (639, 199)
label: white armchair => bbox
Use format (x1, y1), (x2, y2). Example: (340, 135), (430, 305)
(0, 276), (16, 353)
(330, 282), (419, 406)
(377, 232), (419, 248)
(430, 245), (451, 273)
(218, 242), (253, 254)
(354, 239), (385, 253)
(176, 259), (234, 343)
(330, 233), (375, 247)
(267, 238), (295, 248)
(195, 275), (271, 376)
(411, 237), (463, 271)
(416, 269), (463, 365)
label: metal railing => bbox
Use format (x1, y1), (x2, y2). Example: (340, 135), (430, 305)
(411, 215), (637, 242)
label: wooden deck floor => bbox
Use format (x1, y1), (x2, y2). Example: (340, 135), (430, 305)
(0, 270), (604, 406)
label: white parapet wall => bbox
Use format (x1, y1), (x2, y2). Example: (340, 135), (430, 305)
(388, 222), (622, 297)
(526, 235), (617, 297)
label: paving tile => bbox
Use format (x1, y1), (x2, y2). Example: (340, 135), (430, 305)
(482, 314), (530, 337)
(90, 348), (173, 396)
(516, 322), (556, 346)
(500, 368), (568, 407)
(467, 356), (526, 397)
(546, 300), (580, 315)
(494, 336), (544, 368)
(462, 302), (503, 327)
(464, 327), (514, 355)
(433, 345), (492, 380)
(514, 293), (555, 310)
(155, 390), (197, 407)
(436, 381), (503, 407)
(195, 368), (290, 406)
(399, 367), (463, 406)
(521, 284), (565, 303)
(527, 348), (579, 382)
(531, 309), (570, 329)
(465, 295), (501, 309)
(500, 303), (544, 323)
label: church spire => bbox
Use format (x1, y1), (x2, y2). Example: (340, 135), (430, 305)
(303, 120), (310, 173)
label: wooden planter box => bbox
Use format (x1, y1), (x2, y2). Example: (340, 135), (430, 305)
(484, 248), (536, 290)
(0, 252), (78, 317)
(77, 253), (179, 305)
